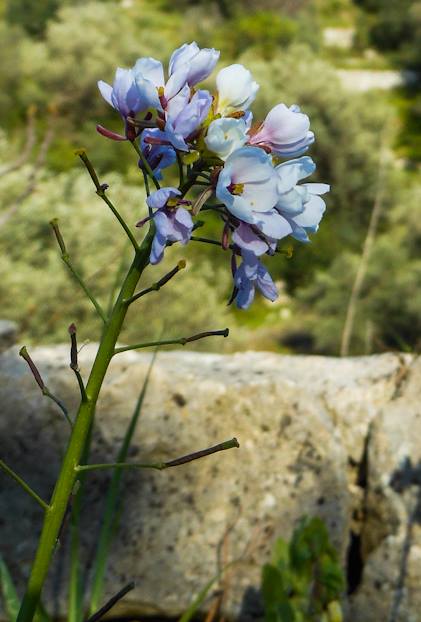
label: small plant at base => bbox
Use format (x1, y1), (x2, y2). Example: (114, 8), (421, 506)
(261, 517), (345, 622)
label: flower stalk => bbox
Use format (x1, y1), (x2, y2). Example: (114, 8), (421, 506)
(16, 227), (154, 622)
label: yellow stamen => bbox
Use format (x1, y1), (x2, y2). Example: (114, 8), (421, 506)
(231, 183), (244, 195)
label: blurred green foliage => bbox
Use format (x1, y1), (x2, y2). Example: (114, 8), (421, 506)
(262, 517), (345, 621)
(353, 0), (421, 73)
(0, 0), (420, 354)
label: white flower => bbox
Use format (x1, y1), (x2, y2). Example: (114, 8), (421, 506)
(205, 117), (248, 160)
(216, 64), (259, 114)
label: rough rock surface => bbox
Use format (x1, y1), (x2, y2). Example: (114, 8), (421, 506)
(0, 345), (416, 620)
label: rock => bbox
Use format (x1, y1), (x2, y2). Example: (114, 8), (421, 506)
(349, 356), (421, 622)
(0, 347), (413, 620)
(0, 320), (17, 353)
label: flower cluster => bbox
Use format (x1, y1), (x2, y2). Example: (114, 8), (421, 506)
(98, 42), (329, 309)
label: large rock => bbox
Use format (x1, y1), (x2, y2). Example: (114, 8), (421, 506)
(0, 346), (413, 620)
(349, 356), (421, 622)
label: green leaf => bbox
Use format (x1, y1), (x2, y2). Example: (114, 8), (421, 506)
(0, 554), (20, 622)
(262, 564), (286, 608)
(271, 538), (289, 570)
(88, 351), (158, 614)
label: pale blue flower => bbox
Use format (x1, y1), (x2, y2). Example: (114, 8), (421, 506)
(249, 103), (314, 157)
(216, 147), (279, 223)
(133, 56), (190, 110)
(205, 117), (249, 161)
(139, 129), (176, 180)
(152, 88), (212, 151)
(275, 157), (329, 242)
(139, 187), (193, 264)
(98, 67), (150, 118)
(234, 250), (278, 309)
(169, 42), (219, 87)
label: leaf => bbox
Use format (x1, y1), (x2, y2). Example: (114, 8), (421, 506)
(271, 538), (289, 570)
(0, 554), (20, 622)
(88, 351), (158, 614)
(261, 564), (286, 608)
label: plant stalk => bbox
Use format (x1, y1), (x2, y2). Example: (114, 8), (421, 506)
(16, 228), (154, 622)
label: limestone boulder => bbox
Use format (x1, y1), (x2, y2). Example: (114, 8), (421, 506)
(0, 346), (412, 619)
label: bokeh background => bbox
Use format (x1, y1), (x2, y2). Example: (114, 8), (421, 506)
(1, 0), (420, 355)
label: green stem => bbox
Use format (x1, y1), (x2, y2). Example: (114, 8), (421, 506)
(77, 437), (240, 473)
(76, 149), (139, 252)
(176, 151), (185, 186)
(16, 228), (154, 622)
(50, 219), (107, 324)
(124, 259), (186, 305)
(131, 140), (160, 190)
(113, 328), (229, 355)
(0, 459), (49, 511)
(97, 191), (139, 252)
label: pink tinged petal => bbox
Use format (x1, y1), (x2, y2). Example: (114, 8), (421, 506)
(133, 57), (164, 88)
(232, 223), (269, 256)
(253, 103), (310, 145)
(254, 210), (292, 239)
(98, 80), (113, 107)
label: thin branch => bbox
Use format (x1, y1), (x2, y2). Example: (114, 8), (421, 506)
(68, 324), (87, 402)
(75, 150), (139, 251)
(0, 459), (49, 511)
(84, 582), (135, 622)
(142, 168), (151, 199)
(340, 123), (391, 356)
(113, 328), (229, 355)
(19, 346), (73, 429)
(190, 235), (291, 256)
(124, 259), (186, 305)
(50, 219), (107, 324)
(131, 140), (160, 190)
(176, 151), (185, 186)
(77, 438), (240, 473)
